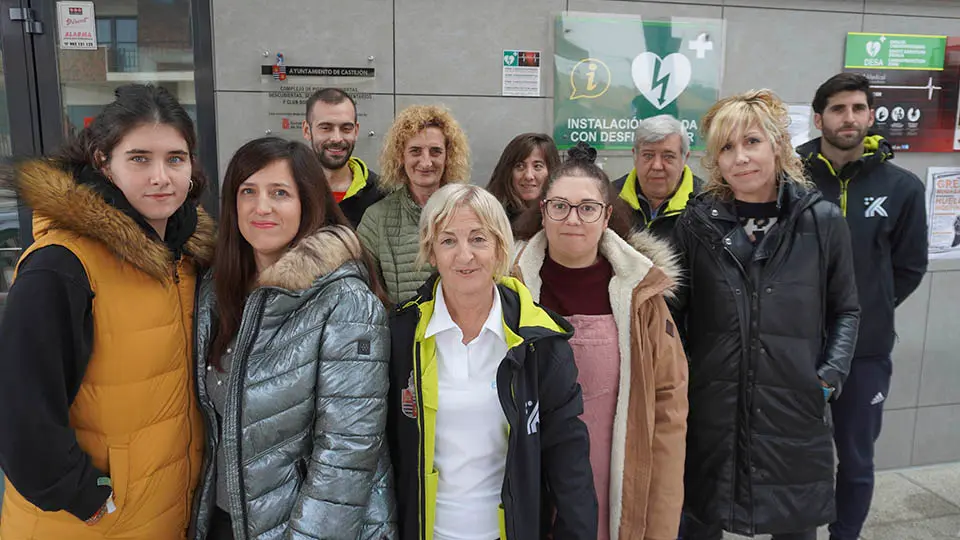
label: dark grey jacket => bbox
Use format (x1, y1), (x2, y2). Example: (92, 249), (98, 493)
(190, 226), (397, 540)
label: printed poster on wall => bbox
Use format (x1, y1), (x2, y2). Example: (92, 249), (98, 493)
(926, 167), (960, 259)
(843, 32), (960, 153)
(553, 13), (724, 151)
(56, 1), (97, 50)
(502, 50), (541, 97)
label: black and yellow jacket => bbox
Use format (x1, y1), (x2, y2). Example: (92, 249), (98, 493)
(612, 165), (703, 242)
(339, 157), (385, 228)
(387, 274), (598, 540)
(798, 136), (927, 358)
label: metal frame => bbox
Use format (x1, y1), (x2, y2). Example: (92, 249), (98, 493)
(30, 0), (63, 154)
(2, 0), (41, 245)
(191, 0), (219, 217)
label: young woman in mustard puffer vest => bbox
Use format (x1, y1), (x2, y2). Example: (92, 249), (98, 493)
(0, 84), (215, 539)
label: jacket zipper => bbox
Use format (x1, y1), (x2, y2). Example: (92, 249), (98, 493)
(503, 364), (520, 540)
(692, 206), (755, 529)
(225, 291), (268, 540)
(173, 256), (193, 529)
(839, 178), (850, 217)
(415, 342), (428, 540)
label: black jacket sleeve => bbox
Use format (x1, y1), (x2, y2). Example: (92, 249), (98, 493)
(0, 245), (110, 520)
(890, 177), (928, 306)
(668, 217), (692, 341)
(539, 339), (598, 540)
(816, 206), (860, 397)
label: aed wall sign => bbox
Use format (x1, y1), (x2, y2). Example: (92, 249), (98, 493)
(553, 13), (724, 151)
(843, 32), (959, 153)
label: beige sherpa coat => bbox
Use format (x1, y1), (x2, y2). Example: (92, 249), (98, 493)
(512, 228), (688, 540)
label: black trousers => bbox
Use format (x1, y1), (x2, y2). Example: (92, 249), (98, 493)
(829, 354), (891, 540)
(208, 507), (235, 540)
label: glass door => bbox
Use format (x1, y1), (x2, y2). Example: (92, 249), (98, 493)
(0, 50), (17, 306)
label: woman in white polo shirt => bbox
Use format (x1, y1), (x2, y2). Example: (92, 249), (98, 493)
(387, 183), (597, 540)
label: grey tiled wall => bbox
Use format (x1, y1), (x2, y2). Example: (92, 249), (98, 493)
(210, 0), (960, 468)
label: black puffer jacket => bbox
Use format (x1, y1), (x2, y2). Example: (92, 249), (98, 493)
(673, 181), (860, 536)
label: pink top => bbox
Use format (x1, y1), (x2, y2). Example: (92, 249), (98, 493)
(566, 313), (621, 540)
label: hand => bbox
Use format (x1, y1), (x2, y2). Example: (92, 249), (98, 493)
(820, 380), (835, 402)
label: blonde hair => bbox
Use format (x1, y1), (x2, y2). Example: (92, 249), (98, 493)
(379, 105), (471, 191)
(700, 89), (811, 199)
(417, 184), (513, 279)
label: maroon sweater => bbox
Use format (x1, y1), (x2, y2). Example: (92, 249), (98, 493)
(539, 253), (613, 316)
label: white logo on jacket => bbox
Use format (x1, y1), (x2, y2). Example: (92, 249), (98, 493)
(864, 196), (889, 218)
(526, 400), (540, 435)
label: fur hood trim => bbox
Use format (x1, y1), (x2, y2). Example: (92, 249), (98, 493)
(513, 228), (679, 300)
(6, 160), (214, 281)
(258, 225), (366, 290)
(623, 229), (682, 293)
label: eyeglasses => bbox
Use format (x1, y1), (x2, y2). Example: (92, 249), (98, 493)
(541, 198), (607, 223)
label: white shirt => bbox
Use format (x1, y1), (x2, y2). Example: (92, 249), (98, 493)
(426, 282), (510, 540)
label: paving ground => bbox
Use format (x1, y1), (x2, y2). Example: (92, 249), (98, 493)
(723, 462), (960, 539)
(2, 462), (959, 537)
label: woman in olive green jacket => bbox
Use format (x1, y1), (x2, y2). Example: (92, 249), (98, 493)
(357, 105), (470, 304)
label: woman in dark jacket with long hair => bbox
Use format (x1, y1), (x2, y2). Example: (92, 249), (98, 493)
(673, 90), (860, 540)
(486, 133), (561, 228)
(190, 138), (395, 539)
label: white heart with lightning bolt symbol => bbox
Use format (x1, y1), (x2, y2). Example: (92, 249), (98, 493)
(866, 41), (881, 57)
(632, 52), (692, 110)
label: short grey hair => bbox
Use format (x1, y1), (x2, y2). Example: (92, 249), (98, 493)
(634, 114), (689, 156)
(416, 184), (514, 278)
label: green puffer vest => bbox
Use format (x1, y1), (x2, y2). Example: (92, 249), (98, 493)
(357, 187), (435, 304)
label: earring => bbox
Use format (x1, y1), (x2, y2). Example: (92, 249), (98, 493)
(188, 179), (195, 191)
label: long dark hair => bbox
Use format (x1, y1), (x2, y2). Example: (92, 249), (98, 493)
(513, 142), (635, 240)
(487, 133), (561, 217)
(210, 137), (387, 367)
(56, 83), (206, 201)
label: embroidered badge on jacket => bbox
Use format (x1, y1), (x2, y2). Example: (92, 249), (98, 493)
(402, 370), (418, 419)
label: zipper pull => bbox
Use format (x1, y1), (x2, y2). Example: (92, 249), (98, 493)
(172, 251), (183, 284)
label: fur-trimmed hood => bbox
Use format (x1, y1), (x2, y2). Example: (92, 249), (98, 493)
(512, 226), (688, 540)
(257, 225), (367, 291)
(513, 227), (680, 302)
(4, 159), (214, 281)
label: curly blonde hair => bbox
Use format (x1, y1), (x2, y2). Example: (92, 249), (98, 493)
(379, 105), (471, 191)
(700, 89), (811, 199)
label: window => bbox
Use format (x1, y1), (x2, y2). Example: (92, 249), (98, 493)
(95, 17), (138, 72)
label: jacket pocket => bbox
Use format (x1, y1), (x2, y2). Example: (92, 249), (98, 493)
(106, 445), (130, 532)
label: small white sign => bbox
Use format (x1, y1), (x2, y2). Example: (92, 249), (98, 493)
(787, 104), (813, 149)
(57, 1), (97, 50)
(502, 50), (541, 97)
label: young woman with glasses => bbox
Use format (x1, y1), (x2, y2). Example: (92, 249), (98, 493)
(511, 142), (689, 540)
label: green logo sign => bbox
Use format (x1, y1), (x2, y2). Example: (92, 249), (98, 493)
(554, 14), (723, 151)
(503, 51), (518, 67)
(844, 33), (946, 70)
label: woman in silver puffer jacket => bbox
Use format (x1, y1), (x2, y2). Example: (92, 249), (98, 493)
(190, 137), (396, 540)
